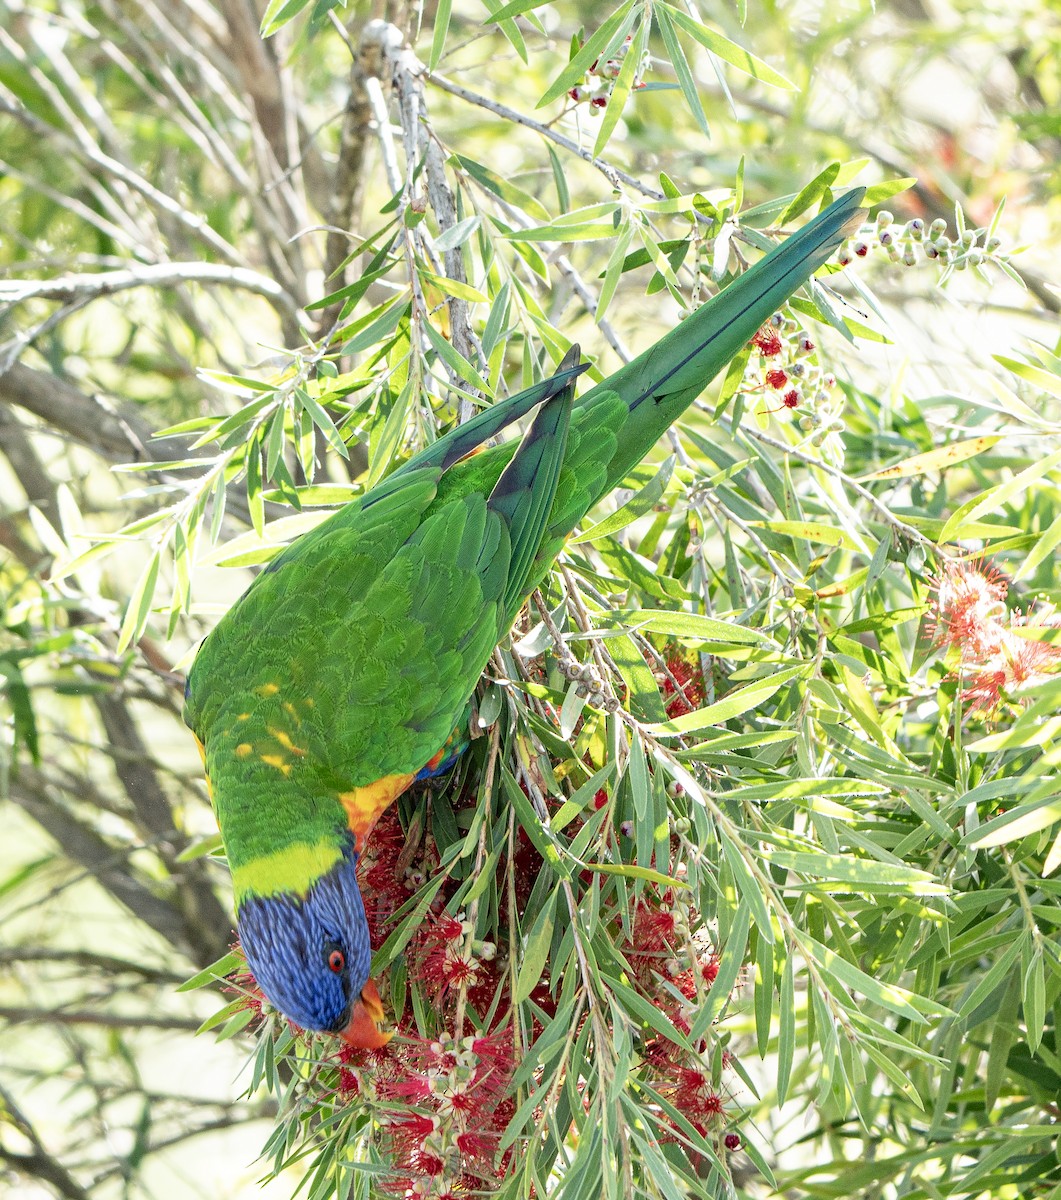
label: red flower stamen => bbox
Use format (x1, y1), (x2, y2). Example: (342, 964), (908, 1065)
(751, 327), (783, 357)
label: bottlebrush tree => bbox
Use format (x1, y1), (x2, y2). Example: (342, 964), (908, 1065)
(1, 3), (1059, 1200)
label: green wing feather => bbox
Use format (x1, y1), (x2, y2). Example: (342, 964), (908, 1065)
(185, 190), (864, 890)
(186, 359), (577, 882)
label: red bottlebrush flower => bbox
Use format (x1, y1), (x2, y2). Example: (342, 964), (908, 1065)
(633, 900), (678, 953)
(413, 912), (480, 1000)
(673, 968), (697, 1000)
(358, 807), (413, 949)
(225, 943), (266, 1024)
(962, 624), (1061, 711)
(701, 954), (720, 986)
(469, 1031), (515, 1080)
(456, 1129), (494, 1162)
(782, 389), (800, 409)
(591, 95), (607, 108)
(653, 1058), (729, 1147)
(386, 1112), (440, 1172)
(929, 559), (1009, 662)
(373, 1031), (518, 1193)
(377, 1071), (434, 1105)
(751, 326), (782, 357)
(765, 368), (788, 389)
(927, 561), (1061, 714)
(660, 650), (705, 718)
(593, 787), (609, 810)
(724, 1132), (741, 1150)
(465, 957), (505, 1021)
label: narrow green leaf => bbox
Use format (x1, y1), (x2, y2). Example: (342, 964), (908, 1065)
(583, 861), (687, 888)
(1014, 507), (1061, 582)
(571, 455), (674, 543)
(626, 734), (650, 821)
(608, 608), (775, 646)
(592, 219), (635, 327)
(514, 890), (558, 1003)
(259, 0), (311, 36)
(754, 519), (863, 550)
(780, 163), (841, 224)
(765, 849), (949, 894)
(938, 446), (1061, 543)
(720, 836), (774, 940)
(691, 901), (751, 1039)
(295, 387), (349, 459)
(777, 952), (795, 1104)
(661, 5), (796, 90)
(967, 795), (1061, 849)
(429, 0), (452, 68)
(432, 215), (481, 253)
(655, 5), (709, 135)
(645, 666), (806, 735)
(995, 354), (1061, 400)
(1025, 944), (1046, 1053)
(420, 269), (487, 304)
(536, 2), (637, 109)
(178, 951), (243, 992)
(592, 20), (645, 157)
(956, 932), (1024, 1019)
(807, 937), (943, 1021)
(559, 680), (588, 740)
(755, 932), (775, 1057)
(117, 549), (161, 652)
(861, 178), (917, 204)
(422, 320), (485, 389)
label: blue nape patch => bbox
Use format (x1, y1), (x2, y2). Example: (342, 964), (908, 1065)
(237, 851), (372, 1034)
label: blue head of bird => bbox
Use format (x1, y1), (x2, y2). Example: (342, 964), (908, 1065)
(236, 851), (391, 1048)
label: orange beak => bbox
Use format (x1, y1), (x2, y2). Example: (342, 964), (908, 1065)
(339, 979), (393, 1049)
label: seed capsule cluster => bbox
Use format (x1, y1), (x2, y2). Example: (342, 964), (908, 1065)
(744, 316), (845, 454)
(556, 655), (622, 712)
(567, 34), (650, 112)
(837, 210), (1008, 277)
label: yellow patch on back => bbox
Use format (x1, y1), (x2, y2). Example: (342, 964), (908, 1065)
(255, 682), (280, 697)
(232, 838), (345, 903)
(235, 743), (253, 758)
(339, 773), (415, 851)
(260, 753), (292, 776)
(268, 728), (306, 756)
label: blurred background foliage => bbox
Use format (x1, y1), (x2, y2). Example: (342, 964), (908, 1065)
(0, 0), (1059, 1197)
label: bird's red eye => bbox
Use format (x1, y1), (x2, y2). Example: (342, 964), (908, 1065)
(328, 949), (345, 973)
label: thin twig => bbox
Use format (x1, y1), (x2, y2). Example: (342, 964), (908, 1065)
(428, 72), (656, 199)
(0, 262), (299, 315)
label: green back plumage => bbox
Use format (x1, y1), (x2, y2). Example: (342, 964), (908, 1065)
(184, 190), (864, 901)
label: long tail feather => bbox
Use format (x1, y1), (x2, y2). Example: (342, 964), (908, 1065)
(576, 187), (866, 503)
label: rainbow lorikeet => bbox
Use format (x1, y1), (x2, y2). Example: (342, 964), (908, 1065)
(183, 189), (864, 1047)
